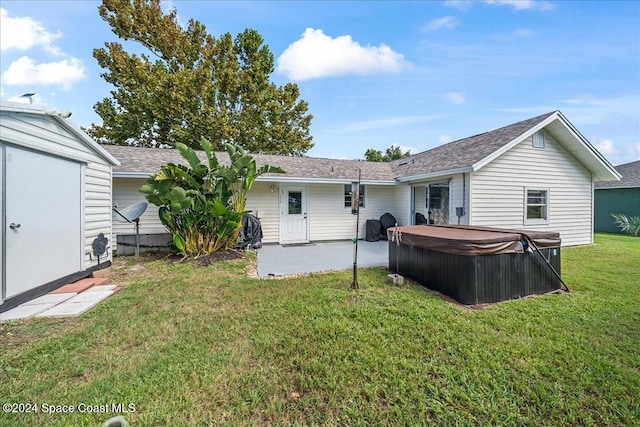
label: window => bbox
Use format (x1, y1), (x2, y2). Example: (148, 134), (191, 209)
(533, 131), (546, 148)
(525, 188), (548, 222)
(344, 184), (365, 208)
(288, 191), (302, 215)
(426, 186), (443, 209)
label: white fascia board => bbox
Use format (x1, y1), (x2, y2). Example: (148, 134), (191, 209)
(113, 172), (153, 178)
(472, 112), (560, 172)
(395, 166), (473, 183)
(1, 101), (120, 166)
(555, 111), (621, 181)
(114, 173), (398, 186)
(50, 115), (121, 166)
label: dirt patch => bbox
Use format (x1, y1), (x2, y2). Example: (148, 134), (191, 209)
(189, 250), (244, 267)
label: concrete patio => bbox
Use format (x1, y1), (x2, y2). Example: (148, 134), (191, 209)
(257, 239), (390, 277)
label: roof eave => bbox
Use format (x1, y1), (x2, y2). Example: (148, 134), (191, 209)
(114, 172), (397, 185)
(0, 101), (120, 166)
(395, 166), (473, 183)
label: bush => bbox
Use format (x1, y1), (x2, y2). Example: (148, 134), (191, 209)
(140, 139), (284, 256)
(611, 213), (640, 237)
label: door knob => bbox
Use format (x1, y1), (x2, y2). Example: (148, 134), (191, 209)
(9, 223), (21, 229)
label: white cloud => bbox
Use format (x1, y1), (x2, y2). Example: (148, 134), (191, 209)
(446, 92), (466, 105)
(0, 7), (61, 55)
(1, 56), (85, 89)
(394, 144), (417, 154)
(595, 139), (619, 156)
(342, 114), (444, 132)
(484, 1), (555, 11)
(438, 135), (453, 144)
(444, 1), (473, 11)
(277, 28), (410, 81)
(447, 1), (555, 12)
(422, 16), (460, 32)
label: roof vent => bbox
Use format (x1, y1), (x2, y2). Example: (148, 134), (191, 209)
(398, 157), (414, 166)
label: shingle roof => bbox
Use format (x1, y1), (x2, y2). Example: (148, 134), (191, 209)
(103, 111), (558, 182)
(103, 145), (396, 182)
(595, 160), (640, 188)
(389, 111), (556, 179)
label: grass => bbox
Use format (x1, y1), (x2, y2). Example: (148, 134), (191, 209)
(1, 234), (639, 426)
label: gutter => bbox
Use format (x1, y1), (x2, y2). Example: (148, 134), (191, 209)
(112, 172), (398, 186)
(395, 166), (473, 183)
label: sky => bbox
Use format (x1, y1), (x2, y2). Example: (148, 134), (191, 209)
(1, 0), (639, 166)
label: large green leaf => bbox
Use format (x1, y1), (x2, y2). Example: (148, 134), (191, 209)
(177, 143), (202, 171)
(170, 186), (192, 211)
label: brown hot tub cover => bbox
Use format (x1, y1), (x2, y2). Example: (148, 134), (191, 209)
(387, 225), (560, 256)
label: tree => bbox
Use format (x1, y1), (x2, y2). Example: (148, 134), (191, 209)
(140, 139), (285, 256)
(364, 145), (411, 162)
(89, 0), (313, 155)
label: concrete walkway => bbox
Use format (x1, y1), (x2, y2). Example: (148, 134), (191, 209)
(0, 278), (118, 323)
(257, 240), (390, 277)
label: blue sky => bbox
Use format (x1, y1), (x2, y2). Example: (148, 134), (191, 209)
(1, 0), (639, 165)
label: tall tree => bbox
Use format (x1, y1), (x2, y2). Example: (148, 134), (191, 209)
(89, 0), (313, 155)
(364, 145), (411, 162)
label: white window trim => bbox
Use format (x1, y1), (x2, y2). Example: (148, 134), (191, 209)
(343, 184), (366, 210)
(524, 187), (549, 225)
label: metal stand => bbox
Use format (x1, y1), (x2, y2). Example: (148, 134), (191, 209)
(351, 169), (361, 290)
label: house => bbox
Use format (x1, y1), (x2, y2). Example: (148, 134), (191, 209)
(1, 101), (120, 313)
(594, 160), (640, 233)
(103, 110), (619, 251)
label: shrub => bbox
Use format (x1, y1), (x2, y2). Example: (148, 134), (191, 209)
(611, 213), (640, 237)
(140, 139), (284, 256)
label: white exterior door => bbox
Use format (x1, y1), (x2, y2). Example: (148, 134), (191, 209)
(3, 146), (82, 299)
(280, 186), (309, 243)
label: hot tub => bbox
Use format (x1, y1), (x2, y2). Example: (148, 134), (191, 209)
(388, 225), (563, 304)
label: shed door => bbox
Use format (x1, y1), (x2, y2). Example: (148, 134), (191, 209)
(4, 146), (82, 299)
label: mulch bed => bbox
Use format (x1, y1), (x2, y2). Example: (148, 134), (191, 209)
(189, 249), (245, 267)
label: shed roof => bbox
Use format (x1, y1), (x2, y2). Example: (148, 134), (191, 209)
(0, 101), (120, 166)
(103, 145), (396, 183)
(595, 160), (640, 189)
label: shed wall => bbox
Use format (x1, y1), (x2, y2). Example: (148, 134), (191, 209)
(1, 110), (114, 269)
(470, 133), (593, 246)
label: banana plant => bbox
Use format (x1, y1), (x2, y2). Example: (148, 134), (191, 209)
(140, 139), (284, 256)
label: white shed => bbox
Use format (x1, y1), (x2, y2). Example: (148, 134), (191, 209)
(0, 101), (120, 313)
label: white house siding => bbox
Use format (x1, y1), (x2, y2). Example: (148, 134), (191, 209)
(449, 173), (469, 225)
(470, 133), (593, 246)
(246, 181), (279, 243)
(112, 178), (166, 237)
(307, 183), (399, 241)
(0, 110), (115, 270)
(393, 185), (411, 226)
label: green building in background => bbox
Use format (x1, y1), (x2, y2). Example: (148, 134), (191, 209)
(594, 160), (640, 234)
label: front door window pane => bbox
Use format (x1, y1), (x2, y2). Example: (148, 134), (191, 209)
(288, 192), (302, 215)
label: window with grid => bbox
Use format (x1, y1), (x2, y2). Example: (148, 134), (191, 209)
(344, 184), (365, 208)
(526, 188), (548, 222)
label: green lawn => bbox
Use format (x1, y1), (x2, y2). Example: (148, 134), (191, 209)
(1, 234), (639, 426)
